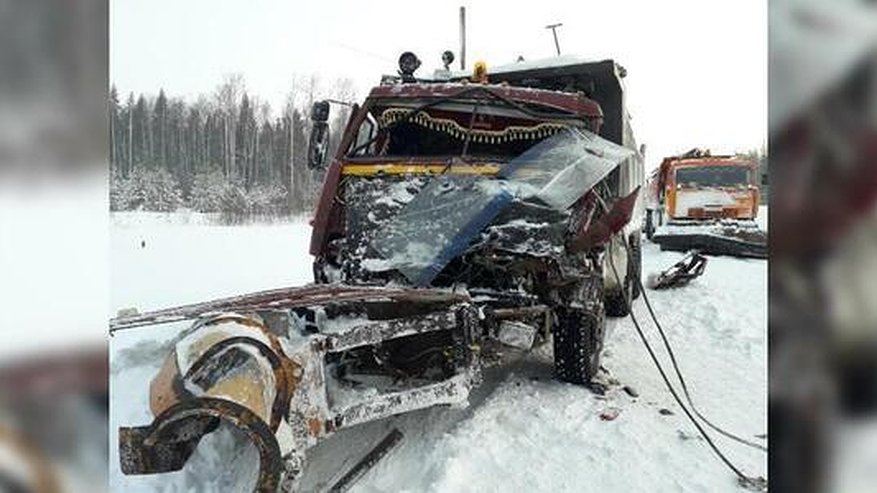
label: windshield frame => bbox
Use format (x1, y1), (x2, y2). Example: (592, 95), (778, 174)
(344, 85), (596, 161)
(673, 164), (752, 189)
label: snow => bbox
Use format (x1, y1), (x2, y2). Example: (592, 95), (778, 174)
(109, 213), (318, 491)
(374, 182), (417, 206)
(110, 211), (766, 492)
(655, 221), (759, 239)
(0, 175), (108, 360)
(110, 212), (313, 314)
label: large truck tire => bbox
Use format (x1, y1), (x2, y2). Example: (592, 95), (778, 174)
(604, 283), (631, 318)
(553, 273), (605, 385)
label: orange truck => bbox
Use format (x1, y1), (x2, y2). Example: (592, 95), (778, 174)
(646, 149), (766, 258)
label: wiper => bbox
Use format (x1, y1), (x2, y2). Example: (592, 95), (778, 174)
(459, 99), (482, 159)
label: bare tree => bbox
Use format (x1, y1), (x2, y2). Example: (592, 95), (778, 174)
(214, 73), (245, 178)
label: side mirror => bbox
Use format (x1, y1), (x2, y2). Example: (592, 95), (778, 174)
(308, 101), (330, 169)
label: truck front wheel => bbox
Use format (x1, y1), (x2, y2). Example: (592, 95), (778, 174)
(552, 274), (605, 385)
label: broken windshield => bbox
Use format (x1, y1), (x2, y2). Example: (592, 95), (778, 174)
(367, 177), (514, 286)
(364, 128), (634, 286)
(501, 127), (635, 210)
(675, 165), (750, 188)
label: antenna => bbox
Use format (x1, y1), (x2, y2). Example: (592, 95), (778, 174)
(545, 23), (563, 56)
(459, 7), (467, 70)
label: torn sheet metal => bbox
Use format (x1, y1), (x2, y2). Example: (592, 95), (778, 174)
(109, 284), (471, 332)
(477, 200), (569, 257)
(118, 397), (287, 491)
(649, 251), (708, 290)
(499, 127), (635, 210)
(569, 187), (641, 252)
(119, 296), (481, 490)
(368, 177), (514, 286)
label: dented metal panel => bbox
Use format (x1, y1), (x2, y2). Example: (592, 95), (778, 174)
(119, 296), (482, 490)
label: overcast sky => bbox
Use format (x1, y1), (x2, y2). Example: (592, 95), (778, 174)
(111, 0), (766, 170)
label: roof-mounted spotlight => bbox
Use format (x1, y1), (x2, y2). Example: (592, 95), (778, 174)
(472, 60), (488, 84)
(398, 52), (421, 83)
(441, 50), (455, 70)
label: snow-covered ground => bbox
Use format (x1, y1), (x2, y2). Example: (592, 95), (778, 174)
(109, 211), (767, 492)
(0, 176), (108, 360)
(110, 211), (313, 314)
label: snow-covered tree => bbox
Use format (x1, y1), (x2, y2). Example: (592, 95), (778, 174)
(109, 73), (359, 217)
(189, 168), (228, 213)
(112, 167), (182, 212)
(248, 183), (288, 216)
(109, 170), (134, 211)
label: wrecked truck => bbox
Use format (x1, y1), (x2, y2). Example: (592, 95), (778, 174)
(115, 55), (645, 491)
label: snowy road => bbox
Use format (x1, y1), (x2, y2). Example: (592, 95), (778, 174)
(109, 211), (767, 492)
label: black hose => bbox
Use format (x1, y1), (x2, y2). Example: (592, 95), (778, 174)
(597, 182), (766, 453)
(636, 262), (768, 452)
(605, 236), (766, 490)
